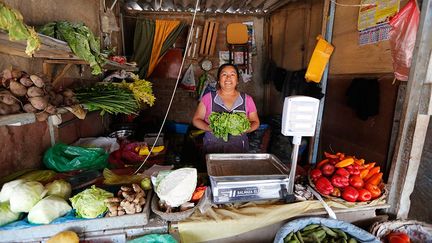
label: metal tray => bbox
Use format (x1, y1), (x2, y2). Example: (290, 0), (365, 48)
(206, 153), (291, 203)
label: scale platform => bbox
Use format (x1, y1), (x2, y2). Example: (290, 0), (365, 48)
(206, 153), (291, 203)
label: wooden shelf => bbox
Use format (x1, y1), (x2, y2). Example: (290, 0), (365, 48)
(0, 30), (138, 72)
(0, 108), (69, 127)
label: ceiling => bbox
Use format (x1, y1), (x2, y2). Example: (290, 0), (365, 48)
(124, 0), (296, 14)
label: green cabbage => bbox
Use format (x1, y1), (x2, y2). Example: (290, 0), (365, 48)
(45, 180), (71, 200)
(28, 195), (71, 224)
(69, 185), (113, 219)
(9, 181), (45, 213)
(0, 202), (20, 226)
(209, 112), (251, 141)
(0, 179), (26, 202)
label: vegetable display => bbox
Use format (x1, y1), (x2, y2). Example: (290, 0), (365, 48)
(75, 82), (139, 115)
(283, 224), (360, 243)
(45, 179), (72, 200)
(69, 185), (113, 219)
(9, 181), (45, 213)
(27, 195), (72, 224)
(119, 74), (156, 107)
(0, 2), (40, 55)
(310, 152), (384, 203)
(0, 202), (21, 226)
(105, 184), (147, 216)
(38, 21), (106, 75)
(209, 112), (250, 141)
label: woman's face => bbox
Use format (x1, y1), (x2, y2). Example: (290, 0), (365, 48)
(219, 66), (238, 91)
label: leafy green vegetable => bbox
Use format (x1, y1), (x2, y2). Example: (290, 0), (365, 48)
(209, 112), (250, 141)
(45, 180), (72, 200)
(38, 21), (106, 75)
(0, 2), (40, 55)
(75, 82), (139, 115)
(0, 202), (20, 226)
(9, 181), (45, 213)
(69, 185), (113, 219)
(27, 195), (71, 224)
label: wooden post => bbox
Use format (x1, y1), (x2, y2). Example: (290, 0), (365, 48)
(386, 0), (432, 219)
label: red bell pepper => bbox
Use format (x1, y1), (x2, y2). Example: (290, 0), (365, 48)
(342, 186), (359, 202)
(335, 168), (350, 178)
(310, 169), (322, 181)
(321, 163), (335, 176)
(349, 175), (364, 189)
(357, 188), (372, 201)
(387, 232), (410, 243)
(365, 183), (382, 199)
(315, 177), (334, 195)
(331, 175), (349, 188)
(346, 165), (360, 175)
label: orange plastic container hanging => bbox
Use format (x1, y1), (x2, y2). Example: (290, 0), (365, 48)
(305, 35), (334, 83)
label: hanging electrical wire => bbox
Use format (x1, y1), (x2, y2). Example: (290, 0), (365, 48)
(133, 0), (200, 174)
(330, 0), (376, 7)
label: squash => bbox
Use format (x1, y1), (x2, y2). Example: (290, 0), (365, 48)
(47, 231), (79, 243)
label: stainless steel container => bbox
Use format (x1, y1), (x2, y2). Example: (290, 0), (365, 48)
(206, 153), (291, 203)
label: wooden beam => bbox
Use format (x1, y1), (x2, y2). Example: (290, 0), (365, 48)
(52, 63), (74, 87)
(386, 0), (432, 219)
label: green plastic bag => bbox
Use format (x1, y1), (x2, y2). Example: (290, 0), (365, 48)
(43, 143), (108, 172)
(127, 234), (177, 243)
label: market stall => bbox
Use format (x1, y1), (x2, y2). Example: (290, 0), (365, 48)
(0, 0), (431, 242)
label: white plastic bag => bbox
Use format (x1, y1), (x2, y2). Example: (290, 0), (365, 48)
(180, 64), (196, 91)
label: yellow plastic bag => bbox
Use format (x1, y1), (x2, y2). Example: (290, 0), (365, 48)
(305, 35), (334, 83)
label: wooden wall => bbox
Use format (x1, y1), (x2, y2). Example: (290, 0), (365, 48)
(124, 12), (265, 123)
(267, 0), (324, 115)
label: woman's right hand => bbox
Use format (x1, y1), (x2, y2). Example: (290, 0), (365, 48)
(192, 102), (212, 132)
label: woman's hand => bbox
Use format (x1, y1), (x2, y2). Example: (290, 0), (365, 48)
(192, 102), (212, 132)
(247, 111), (260, 133)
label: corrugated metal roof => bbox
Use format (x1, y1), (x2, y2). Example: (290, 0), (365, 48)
(124, 0), (296, 14)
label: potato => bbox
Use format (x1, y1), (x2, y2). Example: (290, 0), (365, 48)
(8, 103), (20, 114)
(51, 94), (64, 107)
(2, 68), (12, 80)
(23, 103), (37, 113)
(11, 69), (23, 79)
(29, 96), (48, 110)
(20, 77), (34, 87)
(30, 75), (45, 88)
(62, 89), (74, 98)
(0, 90), (18, 105)
(35, 111), (49, 122)
(0, 103), (11, 115)
(27, 86), (45, 97)
(45, 104), (57, 115)
(9, 81), (27, 97)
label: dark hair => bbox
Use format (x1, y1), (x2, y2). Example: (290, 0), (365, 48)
(217, 63), (240, 80)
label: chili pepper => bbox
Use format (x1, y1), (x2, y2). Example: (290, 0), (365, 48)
(387, 232), (411, 243)
(335, 168), (350, 178)
(315, 177), (334, 195)
(341, 186), (359, 202)
(316, 159), (329, 169)
(364, 166), (380, 180)
(331, 175), (349, 188)
(357, 188), (372, 201)
(324, 151), (338, 159)
(310, 169), (322, 181)
(366, 172), (383, 186)
(321, 163), (335, 176)
(335, 158), (354, 168)
(363, 162), (376, 170)
(354, 159), (365, 166)
(330, 187), (341, 197)
(360, 169), (369, 179)
(365, 183), (382, 199)
(349, 175), (364, 189)
(191, 186), (207, 201)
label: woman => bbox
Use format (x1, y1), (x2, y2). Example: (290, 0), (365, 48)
(192, 63), (260, 153)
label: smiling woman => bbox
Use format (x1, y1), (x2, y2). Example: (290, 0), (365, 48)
(192, 63), (260, 154)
